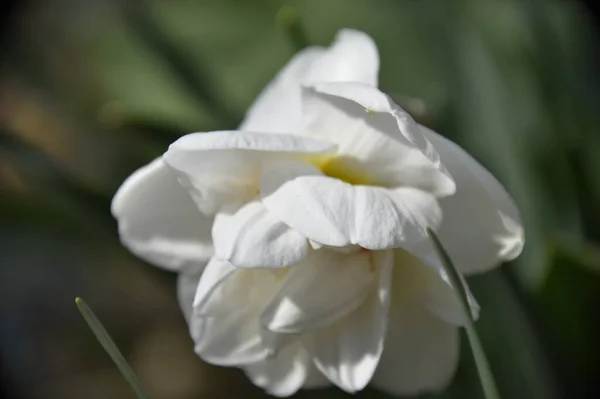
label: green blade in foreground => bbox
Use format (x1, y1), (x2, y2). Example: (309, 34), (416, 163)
(426, 228), (502, 399)
(75, 298), (151, 399)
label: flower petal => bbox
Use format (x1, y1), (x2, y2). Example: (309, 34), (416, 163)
(191, 260), (282, 365)
(163, 131), (337, 214)
(190, 313), (276, 366)
(261, 249), (375, 333)
(304, 29), (379, 87)
(193, 257), (240, 316)
(301, 251), (392, 393)
(240, 29), (379, 134)
(372, 297), (459, 395)
(261, 162), (442, 250)
(422, 125), (525, 274)
(111, 158), (214, 271)
(244, 342), (314, 397)
(212, 201), (308, 268)
(239, 47), (325, 134)
(302, 83), (455, 196)
(393, 248), (479, 326)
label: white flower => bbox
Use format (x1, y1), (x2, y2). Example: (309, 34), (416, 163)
(111, 29), (524, 396)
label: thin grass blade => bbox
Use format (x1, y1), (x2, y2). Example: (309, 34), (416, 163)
(75, 298), (151, 399)
(427, 228), (502, 399)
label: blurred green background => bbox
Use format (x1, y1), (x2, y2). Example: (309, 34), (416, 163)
(1, 0), (600, 398)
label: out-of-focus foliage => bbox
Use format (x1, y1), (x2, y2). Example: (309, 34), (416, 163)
(1, 0), (599, 398)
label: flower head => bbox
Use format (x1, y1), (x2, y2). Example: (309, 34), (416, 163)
(112, 29), (524, 396)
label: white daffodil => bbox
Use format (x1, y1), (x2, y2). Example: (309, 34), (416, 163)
(112, 29), (524, 397)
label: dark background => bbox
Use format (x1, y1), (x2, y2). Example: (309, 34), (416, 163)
(2, 1), (600, 398)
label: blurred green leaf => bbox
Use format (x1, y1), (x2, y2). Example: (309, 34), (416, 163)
(76, 297), (151, 399)
(538, 239), (600, 397)
(468, 270), (561, 399)
(112, 0), (238, 128)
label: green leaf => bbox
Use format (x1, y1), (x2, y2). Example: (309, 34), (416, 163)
(427, 228), (502, 399)
(111, 0), (238, 128)
(75, 298), (151, 399)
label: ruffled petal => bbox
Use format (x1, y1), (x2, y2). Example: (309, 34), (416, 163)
(190, 313), (276, 366)
(240, 29), (380, 134)
(261, 249), (375, 333)
(193, 257), (240, 317)
(239, 47), (325, 134)
(191, 260), (283, 365)
(163, 131), (336, 213)
(301, 250), (393, 393)
(111, 158), (213, 271)
(303, 29), (379, 87)
(244, 342), (314, 397)
(302, 83), (455, 196)
(212, 200), (308, 268)
(393, 248), (479, 326)
(261, 161), (442, 251)
(422, 126), (525, 274)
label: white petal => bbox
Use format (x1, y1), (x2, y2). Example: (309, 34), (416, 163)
(240, 29), (379, 134)
(372, 298), (459, 395)
(302, 83), (455, 196)
(304, 29), (379, 87)
(240, 47), (325, 134)
(191, 262), (282, 365)
(193, 257), (239, 317)
(261, 249), (375, 333)
(244, 342), (313, 397)
(190, 313), (276, 366)
(422, 125), (525, 274)
(300, 250), (393, 393)
(163, 131), (337, 214)
(212, 201), (308, 268)
(111, 158), (213, 271)
(261, 162), (442, 250)
(393, 248), (479, 326)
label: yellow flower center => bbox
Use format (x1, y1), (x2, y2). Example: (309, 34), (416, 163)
(316, 155), (373, 186)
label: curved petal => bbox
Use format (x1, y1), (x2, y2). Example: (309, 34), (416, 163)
(261, 249), (375, 333)
(244, 342), (314, 397)
(304, 29), (379, 87)
(300, 250), (392, 393)
(212, 201), (308, 268)
(163, 131), (337, 214)
(190, 312), (276, 366)
(111, 158), (214, 271)
(372, 297), (459, 396)
(422, 125), (525, 274)
(240, 29), (380, 134)
(191, 261), (283, 365)
(193, 257), (240, 316)
(302, 83), (455, 196)
(261, 162), (442, 251)
(239, 47), (325, 134)
(393, 248), (479, 326)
